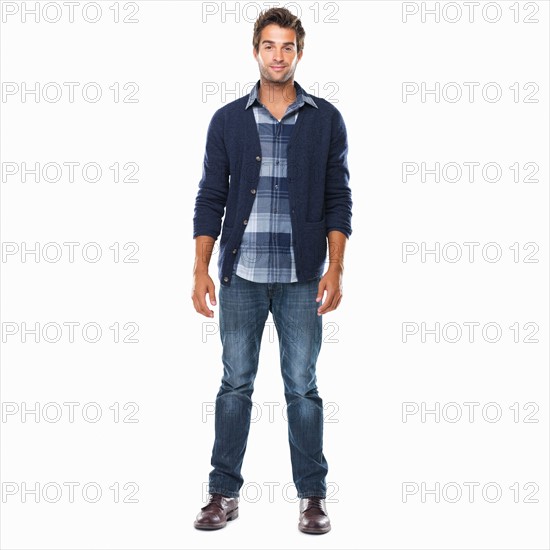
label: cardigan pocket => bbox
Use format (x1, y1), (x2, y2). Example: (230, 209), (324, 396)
(302, 218), (327, 266)
(304, 218), (326, 230)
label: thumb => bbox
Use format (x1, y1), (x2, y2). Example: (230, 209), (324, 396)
(316, 281), (325, 303)
(208, 281), (217, 306)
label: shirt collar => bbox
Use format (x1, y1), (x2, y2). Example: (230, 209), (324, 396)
(245, 79), (318, 110)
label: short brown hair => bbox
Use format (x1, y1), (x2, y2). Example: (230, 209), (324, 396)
(253, 7), (305, 54)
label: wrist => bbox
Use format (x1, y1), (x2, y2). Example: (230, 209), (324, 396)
(327, 261), (344, 273)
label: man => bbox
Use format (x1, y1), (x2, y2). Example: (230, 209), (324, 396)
(192, 7), (352, 535)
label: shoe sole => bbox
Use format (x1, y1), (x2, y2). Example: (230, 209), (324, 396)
(298, 524), (331, 535)
(193, 508), (239, 530)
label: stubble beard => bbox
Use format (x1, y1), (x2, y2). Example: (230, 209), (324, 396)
(258, 60), (296, 86)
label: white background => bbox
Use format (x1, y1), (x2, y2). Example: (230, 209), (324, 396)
(1, 1), (548, 549)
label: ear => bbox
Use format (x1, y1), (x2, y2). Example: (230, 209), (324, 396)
(253, 47), (258, 61)
(297, 50), (304, 62)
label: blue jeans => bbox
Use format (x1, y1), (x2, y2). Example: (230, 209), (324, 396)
(208, 273), (328, 499)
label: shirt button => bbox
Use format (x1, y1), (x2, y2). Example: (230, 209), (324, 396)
(256, 156), (261, 162)
(250, 188), (256, 194)
(243, 219), (248, 225)
(223, 276), (229, 282)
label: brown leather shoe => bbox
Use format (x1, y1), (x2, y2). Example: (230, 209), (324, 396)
(193, 493), (239, 530)
(298, 496), (331, 534)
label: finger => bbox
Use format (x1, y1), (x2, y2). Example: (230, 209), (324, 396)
(317, 288), (336, 314)
(195, 290), (214, 318)
(332, 293), (343, 311)
(192, 296), (209, 318)
(191, 294), (199, 313)
(323, 288), (343, 314)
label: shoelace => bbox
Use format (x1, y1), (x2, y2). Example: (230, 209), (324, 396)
(204, 493), (226, 512)
(304, 496), (325, 513)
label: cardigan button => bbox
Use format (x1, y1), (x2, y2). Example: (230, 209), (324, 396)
(232, 248), (237, 254)
(250, 188), (256, 194)
(243, 219), (248, 225)
(223, 276), (229, 282)
(255, 156), (261, 162)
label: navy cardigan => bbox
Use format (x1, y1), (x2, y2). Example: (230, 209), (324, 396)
(193, 82), (352, 287)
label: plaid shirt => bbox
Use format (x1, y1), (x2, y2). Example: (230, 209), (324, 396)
(234, 81), (318, 283)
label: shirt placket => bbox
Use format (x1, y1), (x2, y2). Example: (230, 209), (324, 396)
(270, 120), (280, 280)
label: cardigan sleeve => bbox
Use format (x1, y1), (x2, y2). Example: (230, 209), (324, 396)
(324, 108), (353, 238)
(193, 108), (230, 239)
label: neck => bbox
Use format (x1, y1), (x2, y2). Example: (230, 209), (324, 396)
(258, 78), (296, 105)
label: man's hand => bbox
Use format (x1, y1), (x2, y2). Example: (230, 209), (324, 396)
(316, 267), (343, 315)
(192, 272), (217, 318)
(192, 235), (217, 317)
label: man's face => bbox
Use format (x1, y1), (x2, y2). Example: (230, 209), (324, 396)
(254, 24), (303, 84)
